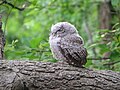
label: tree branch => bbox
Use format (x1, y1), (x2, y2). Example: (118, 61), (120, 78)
(0, 0), (25, 11)
(0, 60), (120, 90)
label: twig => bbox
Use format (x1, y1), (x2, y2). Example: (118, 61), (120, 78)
(0, 0), (25, 11)
(104, 60), (120, 66)
(87, 57), (110, 60)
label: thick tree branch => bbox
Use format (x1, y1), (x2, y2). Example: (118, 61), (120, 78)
(0, 60), (120, 90)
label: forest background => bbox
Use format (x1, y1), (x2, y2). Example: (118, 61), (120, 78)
(0, 0), (120, 71)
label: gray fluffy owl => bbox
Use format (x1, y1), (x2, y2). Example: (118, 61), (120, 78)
(49, 22), (87, 67)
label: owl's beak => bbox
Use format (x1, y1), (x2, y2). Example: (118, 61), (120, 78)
(50, 32), (56, 36)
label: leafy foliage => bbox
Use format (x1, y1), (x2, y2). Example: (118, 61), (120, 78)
(90, 25), (120, 71)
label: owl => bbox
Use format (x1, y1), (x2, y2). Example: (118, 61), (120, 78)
(49, 22), (87, 67)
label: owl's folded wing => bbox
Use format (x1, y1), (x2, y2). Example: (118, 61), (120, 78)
(58, 35), (87, 66)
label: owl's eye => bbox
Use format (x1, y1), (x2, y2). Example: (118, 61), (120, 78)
(57, 29), (61, 32)
(58, 29), (65, 32)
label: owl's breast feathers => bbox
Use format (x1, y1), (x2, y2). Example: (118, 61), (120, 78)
(57, 34), (87, 67)
(49, 36), (66, 60)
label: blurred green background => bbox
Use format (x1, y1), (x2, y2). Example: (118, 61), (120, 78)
(0, 0), (120, 71)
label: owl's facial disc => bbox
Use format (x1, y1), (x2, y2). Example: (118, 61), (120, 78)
(51, 22), (78, 37)
(51, 25), (65, 36)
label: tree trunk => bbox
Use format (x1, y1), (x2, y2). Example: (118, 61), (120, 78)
(98, 0), (112, 30)
(0, 60), (120, 90)
(0, 15), (5, 60)
(98, 0), (116, 42)
(98, 1), (115, 59)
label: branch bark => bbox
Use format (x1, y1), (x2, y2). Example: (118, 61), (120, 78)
(0, 60), (120, 90)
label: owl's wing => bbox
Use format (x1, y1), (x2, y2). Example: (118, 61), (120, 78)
(58, 34), (87, 67)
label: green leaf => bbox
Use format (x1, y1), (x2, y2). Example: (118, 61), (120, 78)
(110, 51), (120, 61)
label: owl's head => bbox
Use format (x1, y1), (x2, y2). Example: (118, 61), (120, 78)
(50, 22), (78, 37)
